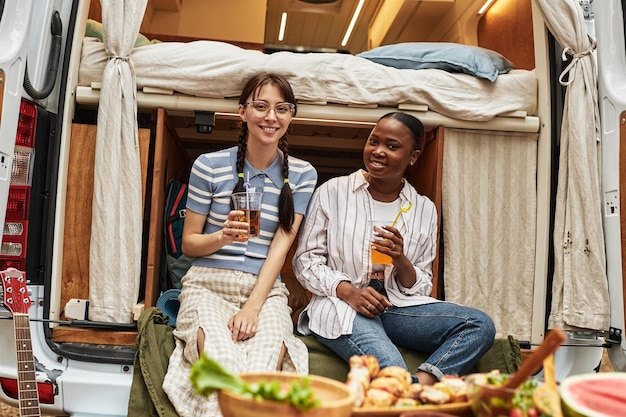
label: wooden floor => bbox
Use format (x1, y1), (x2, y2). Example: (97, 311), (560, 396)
(0, 349), (617, 416)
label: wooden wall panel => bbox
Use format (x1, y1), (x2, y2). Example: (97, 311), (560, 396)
(60, 124), (98, 307)
(144, 109), (190, 308)
(405, 127), (444, 299)
(478, 0), (535, 70)
(54, 124), (150, 345)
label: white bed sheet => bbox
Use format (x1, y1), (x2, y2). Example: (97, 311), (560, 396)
(79, 38), (537, 122)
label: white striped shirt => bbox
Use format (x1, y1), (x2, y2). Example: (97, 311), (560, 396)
(293, 169), (438, 338)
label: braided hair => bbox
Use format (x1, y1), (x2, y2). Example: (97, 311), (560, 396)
(232, 73), (297, 232)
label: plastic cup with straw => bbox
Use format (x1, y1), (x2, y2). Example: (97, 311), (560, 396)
(391, 202), (413, 228)
(244, 172), (250, 209)
(231, 172), (262, 239)
(371, 202), (413, 264)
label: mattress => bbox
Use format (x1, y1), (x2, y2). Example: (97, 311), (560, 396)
(78, 38), (538, 123)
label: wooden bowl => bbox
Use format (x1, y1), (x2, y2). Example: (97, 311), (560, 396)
(217, 372), (355, 417)
(398, 412), (459, 417)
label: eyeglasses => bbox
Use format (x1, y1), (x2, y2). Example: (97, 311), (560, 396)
(244, 101), (295, 117)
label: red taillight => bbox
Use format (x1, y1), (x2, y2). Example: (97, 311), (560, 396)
(0, 377), (55, 404)
(16, 100), (37, 147)
(0, 259), (25, 271)
(1, 100), (37, 266)
(5, 186), (30, 219)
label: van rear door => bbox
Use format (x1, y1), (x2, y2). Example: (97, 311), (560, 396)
(0, 1), (34, 231)
(596, 1), (626, 371)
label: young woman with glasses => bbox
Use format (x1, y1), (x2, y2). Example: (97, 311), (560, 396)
(163, 73), (318, 417)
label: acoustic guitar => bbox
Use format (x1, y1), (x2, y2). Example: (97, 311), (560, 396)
(1, 268), (41, 417)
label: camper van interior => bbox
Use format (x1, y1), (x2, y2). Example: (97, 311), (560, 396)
(48, 0), (555, 363)
(4, 1), (626, 416)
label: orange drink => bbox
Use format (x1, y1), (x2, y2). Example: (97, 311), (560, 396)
(371, 246), (392, 264)
(370, 221), (392, 265)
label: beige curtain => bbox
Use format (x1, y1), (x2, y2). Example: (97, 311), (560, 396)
(88, 0), (148, 323)
(534, 0), (609, 331)
(442, 129), (538, 341)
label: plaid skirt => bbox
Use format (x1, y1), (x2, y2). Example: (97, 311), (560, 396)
(162, 266), (309, 417)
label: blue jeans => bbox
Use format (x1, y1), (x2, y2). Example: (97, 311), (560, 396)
(314, 281), (496, 380)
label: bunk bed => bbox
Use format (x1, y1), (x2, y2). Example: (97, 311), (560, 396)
(77, 37), (538, 124)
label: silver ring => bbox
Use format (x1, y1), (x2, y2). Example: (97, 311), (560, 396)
(366, 303), (371, 310)
(225, 220), (231, 228)
(392, 243), (396, 250)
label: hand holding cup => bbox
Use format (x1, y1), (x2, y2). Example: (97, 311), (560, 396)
(370, 221), (394, 264)
(231, 192), (262, 241)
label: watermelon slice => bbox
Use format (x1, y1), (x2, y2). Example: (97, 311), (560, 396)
(559, 372), (626, 417)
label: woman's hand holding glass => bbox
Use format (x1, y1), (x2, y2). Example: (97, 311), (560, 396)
(371, 224), (403, 264)
(222, 210), (251, 242)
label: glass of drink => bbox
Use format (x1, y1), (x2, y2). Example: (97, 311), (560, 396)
(370, 221), (392, 265)
(231, 192), (262, 240)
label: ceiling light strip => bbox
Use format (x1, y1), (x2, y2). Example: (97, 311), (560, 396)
(341, 0), (365, 47)
(478, 0), (496, 15)
(278, 12), (287, 42)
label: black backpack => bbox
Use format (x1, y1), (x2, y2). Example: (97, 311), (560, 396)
(163, 179), (193, 289)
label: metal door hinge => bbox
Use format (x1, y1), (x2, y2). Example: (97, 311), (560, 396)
(580, 0), (593, 20)
(606, 327), (622, 345)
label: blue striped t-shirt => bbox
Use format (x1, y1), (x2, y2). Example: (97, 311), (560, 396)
(186, 146), (318, 276)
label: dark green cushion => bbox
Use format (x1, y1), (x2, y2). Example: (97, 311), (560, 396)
(299, 335), (521, 381)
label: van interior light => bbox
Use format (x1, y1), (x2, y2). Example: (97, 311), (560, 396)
(478, 0), (496, 15)
(341, 0), (365, 47)
(278, 12), (287, 42)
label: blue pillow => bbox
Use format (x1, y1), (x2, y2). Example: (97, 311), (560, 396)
(357, 42), (515, 82)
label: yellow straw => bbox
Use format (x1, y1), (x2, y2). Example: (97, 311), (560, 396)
(391, 202), (413, 227)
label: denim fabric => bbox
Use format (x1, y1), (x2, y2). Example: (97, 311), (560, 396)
(314, 279), (496, 380)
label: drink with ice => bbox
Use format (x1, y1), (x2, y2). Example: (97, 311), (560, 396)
(231, 192), (262, 240)
(242, 208), (261, 237)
